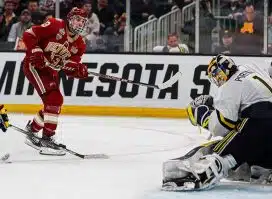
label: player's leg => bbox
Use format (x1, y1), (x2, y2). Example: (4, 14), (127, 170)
(215, 118), (272, 183)
(23, 62), (65, 155)
(23, 63), (53, 148)
(38, 88), (65, 155)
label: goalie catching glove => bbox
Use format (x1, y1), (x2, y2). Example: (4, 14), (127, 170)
(190, 95), (214, 109)
(186, 95), (214, 129)
(0, 105), (9, 132)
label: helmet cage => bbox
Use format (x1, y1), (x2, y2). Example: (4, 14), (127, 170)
(68, 15), (88, 35)
(207, 55), (235, 87)
(208, 66), (228, 87)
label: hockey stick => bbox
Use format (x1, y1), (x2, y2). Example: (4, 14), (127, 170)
(9, 124), (109, 159)
(88, 71), (182, 89)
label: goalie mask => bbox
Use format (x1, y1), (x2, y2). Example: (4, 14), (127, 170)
(207, 54), (238, 87)
(67, 7), (88, 35)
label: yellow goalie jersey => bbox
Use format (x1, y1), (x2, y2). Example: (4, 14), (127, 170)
(208, 64), (272, 137)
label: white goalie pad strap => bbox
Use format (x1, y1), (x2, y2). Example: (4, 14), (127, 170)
(44, 113), (59, 124)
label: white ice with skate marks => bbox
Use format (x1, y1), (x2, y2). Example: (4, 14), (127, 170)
(0, 114), (271, 199)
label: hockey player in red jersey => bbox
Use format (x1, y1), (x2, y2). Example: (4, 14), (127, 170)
(22, 7), (89, 156)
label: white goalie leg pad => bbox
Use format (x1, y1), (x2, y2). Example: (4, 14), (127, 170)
(163, 153), (237, 191)
(163, 147), (205, 181)
(191, 153), (237, 189)
(163, 159), (191, 180)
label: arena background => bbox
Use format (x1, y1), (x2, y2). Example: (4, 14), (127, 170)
(0, 0), (271, 118)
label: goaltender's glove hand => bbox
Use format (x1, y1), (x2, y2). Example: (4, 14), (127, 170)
(0, 105), (9, 132)
(29, 47), (45, 69)
(187, 104), (214, 129)
(190, 95), (214, 109)
(187, 95), (214, 129)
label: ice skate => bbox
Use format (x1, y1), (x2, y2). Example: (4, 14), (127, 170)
(39, 135), (66, 156)
(24, 121), (42, 151)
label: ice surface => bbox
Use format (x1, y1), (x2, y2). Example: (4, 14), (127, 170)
(0, 114), (271, 199)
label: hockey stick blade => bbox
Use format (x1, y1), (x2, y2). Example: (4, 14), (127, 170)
(157, 72), (182, 89)
(83, 154), (110, 159)
(9, 124), (110, 160)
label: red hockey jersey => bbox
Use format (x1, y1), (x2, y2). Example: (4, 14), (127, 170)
(23, 17), (86, 71)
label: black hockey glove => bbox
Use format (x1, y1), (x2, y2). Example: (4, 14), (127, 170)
(187, 105), (214, 129)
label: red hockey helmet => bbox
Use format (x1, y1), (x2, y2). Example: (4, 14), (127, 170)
(67, 7), (88, 35)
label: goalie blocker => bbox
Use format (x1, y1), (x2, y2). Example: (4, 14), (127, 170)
(162, 54), (272, 191)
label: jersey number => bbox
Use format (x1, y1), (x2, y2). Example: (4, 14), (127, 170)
(41, 21), (51, 27)
(252, 75), (272, 93)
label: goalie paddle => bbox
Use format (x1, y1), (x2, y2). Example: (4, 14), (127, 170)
(88, 71), (182, 89)
(9, 124), (109, 159)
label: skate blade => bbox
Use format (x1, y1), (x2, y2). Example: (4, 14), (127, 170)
(25, 140), (41, 151)
(39, 147), (66, 156)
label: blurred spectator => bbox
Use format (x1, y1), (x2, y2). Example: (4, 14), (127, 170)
(92, 0), (116, 34)
(39, 0), (54, 13)
(8, 8), (32, 42)
(182, 0), (216, 54)
(153, 33), (189, 53)
(268, 14), (272, 54)
(27, 0), (39, 13)
(114, 12), (125, 36)
(214, 29), (234, 54)
(232, 4), (264, 55)
(222, 0), (243, 19)
(82, 0), (100, 44)
(131, 0), (153, 27)
(152, 0), (174, 18)
(111, 0), (125, 16)
(0, 0), (18, 41)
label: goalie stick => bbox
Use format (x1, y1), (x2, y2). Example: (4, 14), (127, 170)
(88, 71), (182, 89)
(9, 124), (109, 159)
